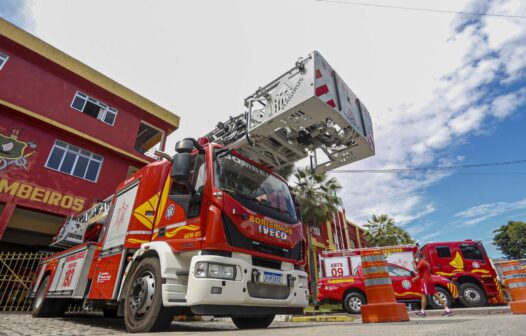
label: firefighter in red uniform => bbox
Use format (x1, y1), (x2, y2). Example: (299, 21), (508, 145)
(413, 252), (454, 317)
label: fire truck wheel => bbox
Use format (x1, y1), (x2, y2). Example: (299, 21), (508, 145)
(343, 292), (366, 314)
(231, 315), (275, 329)
(429, 287), (452, 309)
(458, 283), (486, 307)
(124, 257), (174, 333)
(32, 276), (67, 318)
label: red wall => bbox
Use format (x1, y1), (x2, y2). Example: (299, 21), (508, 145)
(0, 110), (132, 216)
(0, 36), (174, 157)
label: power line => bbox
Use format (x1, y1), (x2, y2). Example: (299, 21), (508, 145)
(331, 159), (526, 174)
(331, 171), (526, 175)
(315, 0), (526, 20)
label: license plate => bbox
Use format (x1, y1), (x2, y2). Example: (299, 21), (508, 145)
(263, 271), (283, 285)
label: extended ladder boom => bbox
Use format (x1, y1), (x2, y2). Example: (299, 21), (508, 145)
(205, 50), (375, 172)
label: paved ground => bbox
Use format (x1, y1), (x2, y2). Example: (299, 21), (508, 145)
(0, 313), (525, 336)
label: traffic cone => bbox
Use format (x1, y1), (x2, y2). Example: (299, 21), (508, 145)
(500, 260), (526, 314)
(359, 249), (409, 323)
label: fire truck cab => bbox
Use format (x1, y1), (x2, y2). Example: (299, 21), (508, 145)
(419, 240), (501, 307)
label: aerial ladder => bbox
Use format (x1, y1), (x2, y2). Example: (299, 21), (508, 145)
(206, 50), (374, 173)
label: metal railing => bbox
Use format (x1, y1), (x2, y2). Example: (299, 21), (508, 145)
(0, 251), (51, 312)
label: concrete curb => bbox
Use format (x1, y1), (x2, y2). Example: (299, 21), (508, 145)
(289, 314), (354, 322)
(409, 306), (511, 317)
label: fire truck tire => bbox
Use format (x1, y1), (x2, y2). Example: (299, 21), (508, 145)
(343, 292), (366, 314)
(429, 286), (452, 309)
(459, 283), (486, 307)
(124, 257), (175, 333)
(32, 276), (67, 318)
(231, 315), (275, 329)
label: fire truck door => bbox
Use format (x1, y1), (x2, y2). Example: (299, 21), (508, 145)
(88, 182), (140, 300)
(387, 265), (420, 299)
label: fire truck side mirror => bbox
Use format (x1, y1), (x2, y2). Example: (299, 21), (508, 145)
(171, 153), (192, 181)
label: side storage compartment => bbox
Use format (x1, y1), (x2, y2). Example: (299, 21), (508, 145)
(47, 243), (97, 299)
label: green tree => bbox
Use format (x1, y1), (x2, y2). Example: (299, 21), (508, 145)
(493, 221), (526, 259)
(364, 214), (415, 246)
(292, 167), (342, 305)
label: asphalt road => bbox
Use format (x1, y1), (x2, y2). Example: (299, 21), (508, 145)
(0, 313), (525, 336)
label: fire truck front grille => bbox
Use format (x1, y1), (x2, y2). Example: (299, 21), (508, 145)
(247, 282), (290, 300)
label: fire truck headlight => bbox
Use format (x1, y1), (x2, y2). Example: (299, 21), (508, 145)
(195, 262), (236, 280)
(195, 262), (208, 278)
(221, 265), (235, 279)
(208, 263), (236, 280)
(209, 264), (222, 278)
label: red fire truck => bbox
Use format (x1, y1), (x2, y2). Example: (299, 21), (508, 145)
(318, 246), (456, 313)
(419, 240), (502, 307)
(318, 241), (502, 311)
(29, 51), (375, 333)
(317, 262), (458, 314)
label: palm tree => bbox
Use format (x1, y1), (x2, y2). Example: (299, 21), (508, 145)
(292, 167), (342, 305)
(364, 214), (415, 246)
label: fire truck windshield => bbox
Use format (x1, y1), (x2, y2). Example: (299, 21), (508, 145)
(215, 154), (298, 224)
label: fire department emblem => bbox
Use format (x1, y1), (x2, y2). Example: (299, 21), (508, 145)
(472, 262), (480, 269)
(0, 128), (37, 171)
(402, 280), (411, 289)
(165, 204), (175, 220)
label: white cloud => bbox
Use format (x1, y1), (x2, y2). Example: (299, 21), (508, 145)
(338, 0), (526, 227)
(454, 198), (526, 226)
(23, 0), (526, 229)
(491, 89), (526, 119)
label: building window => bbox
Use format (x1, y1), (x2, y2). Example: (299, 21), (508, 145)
(45, 140), (103, 182)
(70, 91), (117, 125)
(312, 226), (321, 236)
(0, 52), (9, 70)
(135, 121), (164, 157)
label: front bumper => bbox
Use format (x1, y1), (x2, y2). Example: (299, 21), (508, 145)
(167, 254), (308, 315)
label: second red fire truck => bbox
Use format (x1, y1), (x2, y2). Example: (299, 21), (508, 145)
(317, 241), (503, 312)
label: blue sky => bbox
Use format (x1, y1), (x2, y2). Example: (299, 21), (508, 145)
(2, 0), (525, 257)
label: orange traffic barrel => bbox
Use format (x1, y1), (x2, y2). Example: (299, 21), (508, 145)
(359, 249), (409, 323)
(501, 260), (526, 314)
